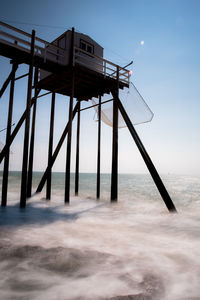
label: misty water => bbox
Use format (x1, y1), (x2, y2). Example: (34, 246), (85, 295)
(0, 172), (200, 300)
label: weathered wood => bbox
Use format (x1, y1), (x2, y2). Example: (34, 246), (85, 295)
(64, 72), (75, 203)
(0, 63), (18, 98)
(111, 67), (119, 202)
(65, 27), (75, 203)
(26, 68), (39, 198)
(80, 98), (113, 112)
(1, 63), (17, 206)
(75, 101), (80, 196)
(0, 90), (40, 164)
(46, 92), (56, 200)
(0, 82), (69, 164)
(116, 97), (177, 213)
(70, 27), (75, 67)
(36, 102), (79, 193)
(15, 72), (29, 81)
(96, 96), (101, 199)
(20, 30), (35, 208)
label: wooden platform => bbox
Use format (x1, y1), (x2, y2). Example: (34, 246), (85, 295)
(0, 40), (129, 100)
(0, 40), (67, 74)
(37, 63), (128, 101)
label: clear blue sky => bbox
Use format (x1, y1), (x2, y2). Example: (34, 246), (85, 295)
(0, 0), (200, 175)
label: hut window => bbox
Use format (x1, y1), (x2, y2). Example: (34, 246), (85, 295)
(80, 39), (94, 55)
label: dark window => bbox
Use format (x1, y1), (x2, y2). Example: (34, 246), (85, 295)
(87, 45), (92, 53)
(80, 39), (94, 55)
(80, 41), (86, 51)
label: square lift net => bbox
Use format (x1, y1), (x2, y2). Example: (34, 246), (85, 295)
(91, 82), (154, 128)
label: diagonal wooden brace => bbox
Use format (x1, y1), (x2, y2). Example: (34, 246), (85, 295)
(0, 89), (41, 164)
(0, 63), (18, 98)
(116, 96), (177, 213)
(36, 102), (79, 193)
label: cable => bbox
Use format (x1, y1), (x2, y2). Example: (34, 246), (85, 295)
(0, 18), (70, 30)
(1, 18), (133, 68)
(0, 123), (15, 133)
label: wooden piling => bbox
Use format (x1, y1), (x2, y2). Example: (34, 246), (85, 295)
(0, 63), (18, 98)
(20, 30), (35, 208)
(75, 101), (80, 196)
(111, 67), (119, 202)
(64, 72), (75, 203)
(0, 90), (40, 164)
(36, 102), (79, 193)
(116, 97), (177, 213)
(1, 62), (18, 206)
(46, 92), (55, 200)
(96, 96), (101, 199)
(64, 26), (75, 204)
(27, 68), (39, 198)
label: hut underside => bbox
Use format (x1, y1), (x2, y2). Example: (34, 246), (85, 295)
(37, 64), (128, 101)
(0, 40), (128, 100)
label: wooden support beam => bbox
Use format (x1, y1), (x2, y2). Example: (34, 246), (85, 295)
(36, 102), (79, 193)
(0, 80), (68, 163)
(1, 63), (17, 206)
(46, 92), (56, 200)
(64, 26), (75, 204)
(15, 72), (29, 81)
(75, 101), (80, 196)
(64, 72), (75, 203)
(116, 97), (177, 213)
(80, 98), (113, 112)
(26, 68), (39, 198)
(70, 27), (75, 67)
(111, 67), (119, 202)
(20, 30), (35, 208)
(0, 63), (18, 98)
(0, 90), (40, 164)
(96, 95), (101, 199)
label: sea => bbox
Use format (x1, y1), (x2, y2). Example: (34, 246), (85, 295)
(0, 171), (200, 300)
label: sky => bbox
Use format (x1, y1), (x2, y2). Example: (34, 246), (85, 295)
(0, 0), (200, 175)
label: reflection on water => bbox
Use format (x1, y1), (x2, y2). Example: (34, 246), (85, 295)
(0, 172), (200, 299)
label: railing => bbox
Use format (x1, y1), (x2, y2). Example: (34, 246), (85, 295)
(0, 21), (130, 85)
(74, 46), (130, 85)
(0, 21), (64, 63)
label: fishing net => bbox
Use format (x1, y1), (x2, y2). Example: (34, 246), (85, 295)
(91, 82), (154, 128)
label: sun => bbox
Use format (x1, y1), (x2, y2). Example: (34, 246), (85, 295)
(140, 40), (144, 45)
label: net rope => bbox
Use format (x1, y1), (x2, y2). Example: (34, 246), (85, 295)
(91, 82), (154, 128)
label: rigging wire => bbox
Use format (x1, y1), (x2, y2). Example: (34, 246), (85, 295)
(0, 18), (69, 29)
(0, 18), (133, 66)
(0, 123), (15, 133)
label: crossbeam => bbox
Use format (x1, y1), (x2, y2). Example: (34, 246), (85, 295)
(80, 98), (113, 112)
(0, 89), (41, 164)
(15, 72), (29, 81)
(0, 63), (18, 98)
(36, 102), (79, 193)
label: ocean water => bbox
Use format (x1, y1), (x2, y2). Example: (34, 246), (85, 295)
(0, 171), (200, 300)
